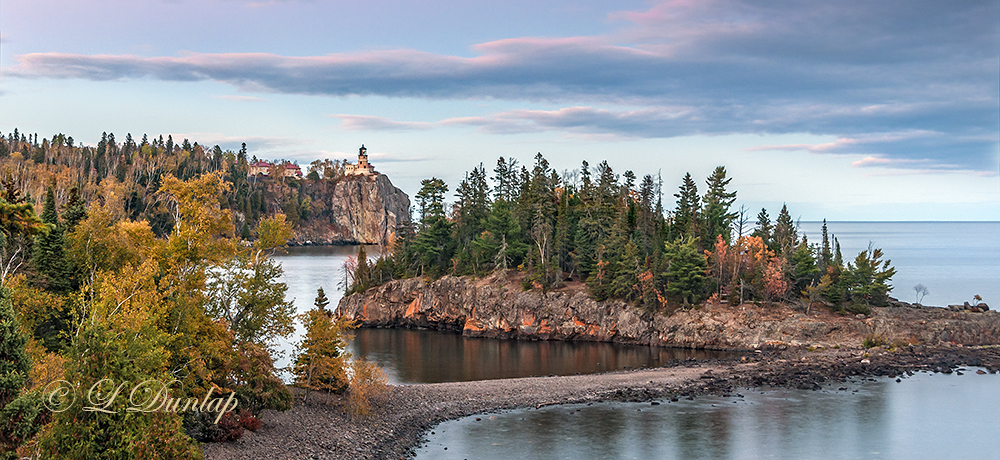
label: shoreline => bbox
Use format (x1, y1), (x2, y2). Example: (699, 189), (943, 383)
(202, 345), (1000, 460)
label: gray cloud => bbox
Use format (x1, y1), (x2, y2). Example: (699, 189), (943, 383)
(9, 0), (998, 171)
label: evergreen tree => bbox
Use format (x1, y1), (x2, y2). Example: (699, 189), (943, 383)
(412, 178), (453, 276)
(790, 238), (820, 296)
(32, 186), (73, 293)
(845, 246), (897, 308)
(819, 219), (833, 274)
(314, 287), (330, 311)
(752, 208), (773, 249)
(773, 204), (797, 256)
(662, 237), (708, 306)
(672, 173), (700, 242)
(62, 186), (86, 232)
(701, 166), (737, 244)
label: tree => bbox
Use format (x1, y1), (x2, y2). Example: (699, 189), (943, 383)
(701, 166), (737, 244)
(205, 250), (295, 346)
(672, 173), (700, 242)
(0, 197), (48, 286)
(314, 287), (330, 311)
(914, 284), (929, 305)
(0, 288), (49, 459)
(662, 237), (708, 306)
(412, 178), (453, 276)
(415, 178), (447, 229)
(773, 204), (797, 256)
(845, 245), (896, 308)
(752, 208), (772, 248)
(32, 186), (73, 293)
(62, 186), (87, 233)
(293, 306), (352, 404)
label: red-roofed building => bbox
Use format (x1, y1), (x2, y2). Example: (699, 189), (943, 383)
(247, 160), (303, 178)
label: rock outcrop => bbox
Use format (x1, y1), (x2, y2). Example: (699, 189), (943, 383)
(338, 274), (1000, 350)
(292, 174), (410, 245)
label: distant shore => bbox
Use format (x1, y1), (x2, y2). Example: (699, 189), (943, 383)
(203, 345), (999, 460)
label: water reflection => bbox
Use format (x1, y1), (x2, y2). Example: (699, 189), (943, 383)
(347, 328), (738, 384)
(417, 371), (1000, 459)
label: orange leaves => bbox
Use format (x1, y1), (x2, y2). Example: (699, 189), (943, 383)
(763, 257), (788, 302)
(702, 234), (780, 303)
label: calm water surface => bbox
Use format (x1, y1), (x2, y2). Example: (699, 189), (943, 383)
(350, 328), (735, 384)
(415, 371), (1000, 460)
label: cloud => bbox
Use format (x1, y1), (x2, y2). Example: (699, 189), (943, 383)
(330, 115), (434, 131)
(171, 132), (309, 151)
(6, 0), (998, 171)
(214, 95), (264, 102)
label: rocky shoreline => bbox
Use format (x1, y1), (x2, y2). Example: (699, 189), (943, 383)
(339, 274), (1000, 350)
(202, 345), (1000, 460)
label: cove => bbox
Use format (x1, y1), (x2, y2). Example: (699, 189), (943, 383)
(346, 328), (738, 384)
(415, 370), (1000, 460)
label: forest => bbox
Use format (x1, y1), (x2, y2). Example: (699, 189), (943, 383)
(0, 130), (382, 459)
(0, 129), (354, 238)
(350, 153), (897, 316)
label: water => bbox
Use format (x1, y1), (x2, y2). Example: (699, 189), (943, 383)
(415, 371), (1000, 459)
(349, 328), (734, 384)
(799, 222), (999, 307)
(270, 245), (735, 383)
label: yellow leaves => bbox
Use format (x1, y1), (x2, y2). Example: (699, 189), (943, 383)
(91, 258), (165, 331)
(26, 339), (68, 391)
(254, 213), (293, 251)
(294, 309), (354, 400)
(346, 358), (389, 416)
(160, 172), (236, 266)
(67, 206), (160, 275)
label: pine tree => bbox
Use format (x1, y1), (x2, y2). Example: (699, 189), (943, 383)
(672, 173), (700, 242)
(819, 219), (832, 274)
(752, 208), (773, 248)
(62, 186), (86, 232)
(701, 166), (737, 244)
(314, 287), (330, 311)
(662, 237), (708, 306)
(32, 186), (72, 293)
(773, 204), (797, 256)
(293, 306), (351, 403)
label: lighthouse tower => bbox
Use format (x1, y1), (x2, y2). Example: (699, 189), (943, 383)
(345, 144), (377, 176)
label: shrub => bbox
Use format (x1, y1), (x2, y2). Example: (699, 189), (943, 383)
(843, 303), (872, 316)
(862, 334), (887, 349)
(346, 358), (389, 416)
(238, 409), (262, 432)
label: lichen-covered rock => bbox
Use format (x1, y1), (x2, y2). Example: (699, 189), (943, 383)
(338, 274), (1000, 350)
(292, 174), (410, 245)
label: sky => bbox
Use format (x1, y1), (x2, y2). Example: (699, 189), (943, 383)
(1, 0), (998, 221)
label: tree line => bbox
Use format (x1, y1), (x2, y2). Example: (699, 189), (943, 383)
(0, 129), (357, 240)
(350, 153), (895, 316)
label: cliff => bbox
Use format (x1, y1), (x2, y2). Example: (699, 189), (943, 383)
(338, 273), (1000, 350)
(292, 174), (410, 245)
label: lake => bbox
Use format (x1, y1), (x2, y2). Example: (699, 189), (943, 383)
(414, 370), (1000, 459)
(799, 222), (999, 308)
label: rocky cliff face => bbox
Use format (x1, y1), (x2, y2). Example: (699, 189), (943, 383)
(292, 174), (410, 245)
(338, 274), (1000, 350)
